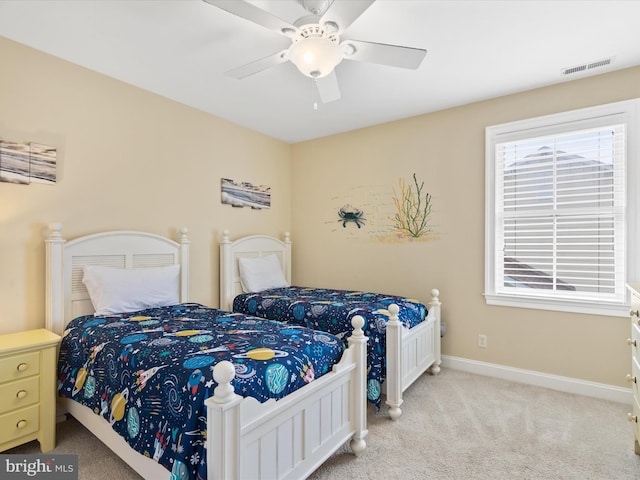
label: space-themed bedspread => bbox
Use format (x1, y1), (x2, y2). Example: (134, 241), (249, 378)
(57, 303), (345, 480)
(232, 286), (426, 408)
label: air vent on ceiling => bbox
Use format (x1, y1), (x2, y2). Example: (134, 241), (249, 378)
(562, 57), (614, 76)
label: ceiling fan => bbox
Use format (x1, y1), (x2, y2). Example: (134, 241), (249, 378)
(202, 0), (427, 104)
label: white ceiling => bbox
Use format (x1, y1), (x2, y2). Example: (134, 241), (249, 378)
(1, 0), (640, 143)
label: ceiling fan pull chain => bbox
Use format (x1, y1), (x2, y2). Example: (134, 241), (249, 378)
(312, 78), (319, 110)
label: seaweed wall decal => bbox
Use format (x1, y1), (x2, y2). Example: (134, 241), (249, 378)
(390, 173), (432, 239)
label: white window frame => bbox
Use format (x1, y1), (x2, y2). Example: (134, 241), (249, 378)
(485, 99), (640, 317)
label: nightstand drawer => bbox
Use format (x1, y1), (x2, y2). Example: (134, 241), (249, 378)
(0, 351), (40, 383)
(0, 376), (40, 413)
(0, 405), (39, 445)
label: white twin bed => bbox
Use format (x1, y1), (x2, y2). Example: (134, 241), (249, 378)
(45, 224), (368, 480)
(219, 230), (442, 420)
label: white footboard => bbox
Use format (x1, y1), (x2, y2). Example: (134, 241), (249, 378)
(206, 316), (368, 480)
(385, 289), (441, 420)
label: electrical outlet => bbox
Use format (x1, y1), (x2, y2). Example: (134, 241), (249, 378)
(478, 334), (487, 348)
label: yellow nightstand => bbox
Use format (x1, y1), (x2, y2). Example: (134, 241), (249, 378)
(0, 329), (61, 453)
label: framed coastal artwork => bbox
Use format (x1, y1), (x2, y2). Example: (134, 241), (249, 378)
(221, 178), (271, 209)
(0, 140), (57, 185)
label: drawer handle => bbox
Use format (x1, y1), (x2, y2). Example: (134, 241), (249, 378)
(629, 413), (638, 423)
(632, 310), (640, 318)
(16, 420), (28, 429)
(16, 390), (27, 400)
(627, 374), (637, 384)
(629, 338), (637, 347)
(16, 363), (28, 372)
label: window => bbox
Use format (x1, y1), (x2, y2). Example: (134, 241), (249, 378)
(485, 100), (639, 317)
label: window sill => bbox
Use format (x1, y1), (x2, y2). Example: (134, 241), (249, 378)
(484, 293), (630, 317)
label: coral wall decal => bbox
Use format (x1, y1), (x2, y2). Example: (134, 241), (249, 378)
(389, 173), (432, 239)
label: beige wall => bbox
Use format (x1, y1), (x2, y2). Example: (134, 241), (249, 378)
(291, 66), (640, 388)
(0, 37), (291, 333)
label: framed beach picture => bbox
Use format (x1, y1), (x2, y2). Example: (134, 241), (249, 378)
(0, 140), (57, 185)
(221, 178), (271, 209)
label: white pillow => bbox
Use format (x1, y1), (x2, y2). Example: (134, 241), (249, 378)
(238, 254), (289, 293)
(82, 264), (180, 316)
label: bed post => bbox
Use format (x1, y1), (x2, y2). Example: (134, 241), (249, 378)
(283, 232), (292, 284)
(177, 227), (190, 303)
(206, 361), (242, 480)
(429, 289), (442, 375)
(45, 223), (65, 335)
(384, 303), (403, 420)
(219, 230), (232, 311)
(348, 315), (368, 455)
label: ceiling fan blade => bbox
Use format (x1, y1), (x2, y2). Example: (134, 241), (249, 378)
(343, 40), (427, 69)
(202, 0), (297, 37)
(315, 71), (341, 103)
(320, 0), (375, 34)
(225, 50), (289, 79)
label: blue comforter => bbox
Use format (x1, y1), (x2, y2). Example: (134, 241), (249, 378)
(232, 286), (426, 408)
(57, 303), (344, 480)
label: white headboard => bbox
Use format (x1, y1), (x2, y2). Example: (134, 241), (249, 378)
(219, 230), (291, 311)
(45, 223), (190, 336)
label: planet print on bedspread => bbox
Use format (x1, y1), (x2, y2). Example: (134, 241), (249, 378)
(57, 303), (345, 480)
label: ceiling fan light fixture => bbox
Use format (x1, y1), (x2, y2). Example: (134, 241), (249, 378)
(288, 33), (343, 78)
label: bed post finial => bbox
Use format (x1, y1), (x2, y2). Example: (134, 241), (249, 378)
(221, 230), (230, 243)
(430, 288), (440, 304)
(284, 232), (291, 244)
(348, 315), (368, 456)
(47, 222), (63, 240)
(178, 227), (189, 243)
(211, 361), (237, 404)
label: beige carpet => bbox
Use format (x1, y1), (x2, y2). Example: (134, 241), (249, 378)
(8, 368), (640, 479)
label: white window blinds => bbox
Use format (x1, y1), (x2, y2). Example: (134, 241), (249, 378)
(494, 125), (626, 303)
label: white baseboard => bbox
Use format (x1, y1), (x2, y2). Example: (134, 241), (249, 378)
(442, 354), (632, 404)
